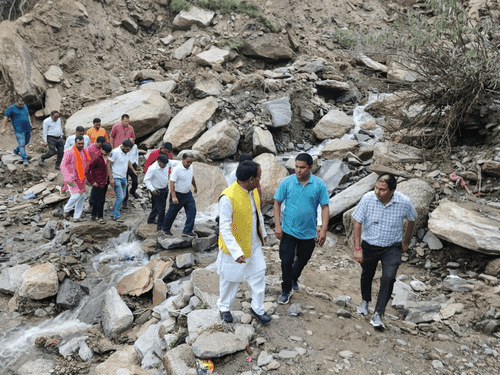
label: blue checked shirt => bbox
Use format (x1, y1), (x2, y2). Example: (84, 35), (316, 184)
(352, 191), (417, 247)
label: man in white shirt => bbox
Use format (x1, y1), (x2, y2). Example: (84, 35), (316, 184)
(65, 126), (90, 150)
(217, 160), (270, 324)
(106, 140), (137, 222)
(160, 153), (198, 237)
(39, 110), (64, 170)
(122, 138), (140, 208)
(144, 155), (180, 230)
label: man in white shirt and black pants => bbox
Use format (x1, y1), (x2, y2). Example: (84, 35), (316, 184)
(160, 153), (198, 237)
(122, 138), (140, 209)
(143, 154), (179, 230)
(39, 110), (64, 170)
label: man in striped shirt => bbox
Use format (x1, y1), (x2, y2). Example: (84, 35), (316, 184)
(352, 174), (417, 329)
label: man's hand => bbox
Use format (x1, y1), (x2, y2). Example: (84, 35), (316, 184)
(236, 255), (246, 263)
(43, 143), (47, 147)
(109, 177), (115, 186)
(151, 189), (158, 196)
(193, 186), (198, 194)
(92, 182), (98, 187)
(172, 197), (178, 204)
(274, 226), (283, 240)
(68, 181), (76, 188)
(402, 242), (409, 252)
(316, 227), (327, 247)
(354, 248), (363, 263)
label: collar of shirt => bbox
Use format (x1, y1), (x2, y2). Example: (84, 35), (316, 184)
(293, 174), (312, 186)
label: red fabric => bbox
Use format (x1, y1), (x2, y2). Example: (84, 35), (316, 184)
(144, 149), (173, 173)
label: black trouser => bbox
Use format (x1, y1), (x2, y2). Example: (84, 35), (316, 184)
(148, 187), (168, 229)
(41, 135), (64, 166)
(90, 185), (106, 218)
(279, 232), (316, 293)
(123, 163), (138, 206)
(89, 180), (108, 208)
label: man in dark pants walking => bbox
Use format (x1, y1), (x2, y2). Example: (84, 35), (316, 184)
(273, 153), (330, 305)
(85, 142), (112, 222)
(352, 174), (417, 329)
(39, 110), (64, 169)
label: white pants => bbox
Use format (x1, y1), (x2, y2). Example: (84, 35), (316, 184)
(64, 192), (86, 218)
(217, 269), (266, 315)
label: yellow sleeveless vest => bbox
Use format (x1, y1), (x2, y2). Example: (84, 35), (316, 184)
(218, 182), (263, 258)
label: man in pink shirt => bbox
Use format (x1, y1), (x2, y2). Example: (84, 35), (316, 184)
(110, 114), (135, 149)
(86, 136), (107, 162)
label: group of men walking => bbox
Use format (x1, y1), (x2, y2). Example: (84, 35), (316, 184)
(4, 100), (417, 331)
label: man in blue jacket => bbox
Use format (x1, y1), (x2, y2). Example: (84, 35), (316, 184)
(2, 98), (32, 166)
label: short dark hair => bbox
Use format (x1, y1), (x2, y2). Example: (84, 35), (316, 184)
(17, 98), (24, 103)
(377, 174), (397, 191)
(122, 139), (133, 148)
(75, 135), (84, 141)
(238, 154), (253, 163)
(93, 118), (101, 124)
(162, 142), (173, 151)
(182, 152), (193, 160)
(50, 110), (59, 116)
(101, 142), (112, 153)
(76, 126), (85, 132)
(96, 136), (106, 144)
(158, 155), (168, 164)
(295, 153), (313, 167)
(121, 114), (130, 120)
(236, 160), (260, 181)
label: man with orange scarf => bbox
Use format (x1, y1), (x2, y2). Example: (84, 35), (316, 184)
(61, 136), (91, 221)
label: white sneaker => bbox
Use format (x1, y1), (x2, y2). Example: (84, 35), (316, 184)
(357, 300), (370, 315)
(370, 312), (386, 329)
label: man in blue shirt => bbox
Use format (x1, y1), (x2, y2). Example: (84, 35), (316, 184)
(352, 174), (417, 329)
(273, 153), (330, 304)
(2, 98), (32, 165)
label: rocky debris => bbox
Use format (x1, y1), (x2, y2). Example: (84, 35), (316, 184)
(192, 331), (248, 358)
(240, 41), (293, 62)
(0, 264), (30, 294)
(65, 90), (172, 139)
(176, 253), (195, 269)
(192, 120), (240, 160)
(173, 37), (195, 60)
(428, 200), (500, 255)
(195, 47), (230, 66)
(191, 268), (219, 309)
(316, 159), (350, 195)
(262, 97), (292, 127)
(44, 65), (63, 83)
(163, 97), (219, 150)
(332, 172), (378, 219)
(134, 322), (161, 368)
(481, 160), (500, 177)
(254, 153), (289, 206)
(194, 77), (223, 98)
(101, 287), (133, 339)
(44, 88), (62, 115)
(163, 344), (197, 375)
(320, 139), (359, 160)
(139, 80), (176, 96)
(373, 142), (423, 165)
(56, 277), (88, 309)
(172, 6), (215, 30)
(313, 110), (356, 140)
(18, 263), (59, 300)
(253, 127), (277, 155)
(94, 345), (150, 375)
(16, 358), (55, 375)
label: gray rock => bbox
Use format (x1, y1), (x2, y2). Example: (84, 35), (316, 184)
(442, 275), (474, 292)
(56, 278), (88, 309)
(339, 350), (354, 359)
(279, 349), (299, 359)
(422, 231), (443, 250)
(140, 80), (176, 96)
(176, 253), (195, 269)
(336, 309), (351, 318)
(172, 6), (215, 30)
(373, 142), (423, 165)
(332, 173), (378, 218)
(298, 60), (324, 74)
(163, 344), (197, 375)
(192, 119), (240, 160)
(313, 109), (355, 140)
(43, 220), (59, 240)
(101, 287), (133, 339)
(192, 236), (217, 252)
(410, 280), (426, 292)
(18, 263), (59, 300)
(192, 331), (248, 358)
(191, 268), (219, 309)
(0, 264), (30, 294)
(134, 323), (160, 366)
(320, 139), (358, 160)
(17, 359), (54, 375)
(121, 16), (138, 33)
(59, 336), (84, 358)
(44, 88), (61, 115)
(158, 236), (193, 250)
(262, 97), (292, 127)
(173, 37), (195, 60)
(196, 47), (230, 66)
(253, 127), (277, 155)
(241, 41), (293, 61)
(44, 65), (63, 83)
(194, 77), (223, 98)
(257, 351), (274, 367)
(316, 159), (350, 195)
(334, 296), (351, 307)
(187, 308), (222, 339)
(78, 340), (93, 362)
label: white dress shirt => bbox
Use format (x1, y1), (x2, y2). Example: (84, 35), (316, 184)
(144, 160), (180, 191)
(42, 117), (62, 142)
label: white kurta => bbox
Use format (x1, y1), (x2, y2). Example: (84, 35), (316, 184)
(216, 189), (267, 283)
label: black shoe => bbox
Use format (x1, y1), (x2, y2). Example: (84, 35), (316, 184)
(249, 307), (272, 324)
(147, 220), (157, 225)
(122, 204), (129, 209)
(162, 229), (172, 236)
(292, 280), (299, 291)
(219, 310), (233, 323)
(278, 290), (292, 304)
(132, 193), (140, 199)
(182, 231), (197, 238)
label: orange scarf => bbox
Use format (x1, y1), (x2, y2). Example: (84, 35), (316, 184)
(73, 144), (90, 182)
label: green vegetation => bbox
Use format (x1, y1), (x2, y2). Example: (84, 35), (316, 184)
(171, 0), (192, 12)
(223, 37), (244, 50)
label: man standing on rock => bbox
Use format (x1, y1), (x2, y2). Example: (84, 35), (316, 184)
(61, 136), (91, 222)
(143, 154), (179, 230)
(110, 114), (135, 149)
(39, 110), (64, 170)
(160, 153), (197, 237)
(217, 160), (270, 324)
(85, 142), (112, 223)
(86, 118), (109, 144)
(144, 142), (173, 173)
(106, 140), (137, 222)
(2, 98), (33, 166)
(273, 153), (330, 305)
(65, 126), (90, 150)
(352, 174), (417, 329)
(122, 138), (140, 209)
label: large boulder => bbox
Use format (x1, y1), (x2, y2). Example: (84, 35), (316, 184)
(163, 344), (197, 375)
(196, 47), (230, 66)
(18, 263), (59, 300)
(193, 162), (228, 211)
(262, 97), (292, 127)
(192, 120), (240, 160)
(65, 90), (171, 139)
(240, 41), (293, 61)
(94, 346), (150, 375)
(0, 264), (30, 294)
(0, 22), (46, 105)
(172, 6), (215, 30)
(373, 142), (423, 165)
(428, 200), (500, 255)
(254, 153), (289, 206)
(330, 173), (378, 219)
(313, 110), (355, 140)
(101, 287), (133, 339)
(163, 97), (219, 150)
(253, 127), (277, 155)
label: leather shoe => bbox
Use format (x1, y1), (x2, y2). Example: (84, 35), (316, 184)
(249, 307), (271, 324)
(219, 310), (233, 323)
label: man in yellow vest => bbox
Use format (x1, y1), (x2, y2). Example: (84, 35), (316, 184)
(217, 160), (270, 324)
